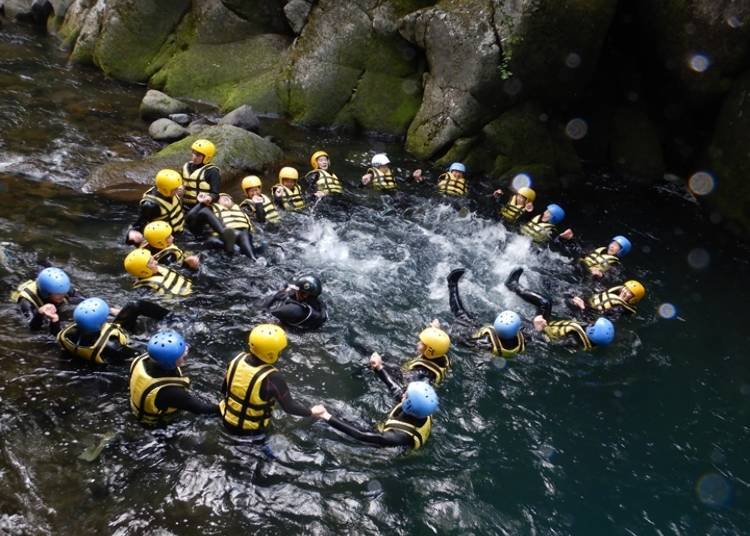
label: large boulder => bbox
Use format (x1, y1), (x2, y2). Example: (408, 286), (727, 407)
(219, 0), (289, 34)
(191, 0), (286, 44)
(84, 124), (283, 197)
(609, 106), (664, 184)
(218, 104), (260, 132)
(55, 0), (94, 47)
(284, 0), (312, 34)
(2, 0), (52, 24)
(148, 118), (188, 141)
(139, 89), (191, 121)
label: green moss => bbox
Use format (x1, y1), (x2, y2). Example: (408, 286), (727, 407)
(435, 137), (479, 168)
(346, 72), (422, 135)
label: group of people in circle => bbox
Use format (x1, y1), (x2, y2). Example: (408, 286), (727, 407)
(11, 137), (647, 452)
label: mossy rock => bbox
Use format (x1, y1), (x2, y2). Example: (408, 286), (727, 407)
(343, 71), (422, 135)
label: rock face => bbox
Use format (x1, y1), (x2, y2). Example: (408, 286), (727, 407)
(284, 0), (312, 34)
(148, 118), (188, 141)
(139, 89), (191, 121)
(609, 107), (664, 184)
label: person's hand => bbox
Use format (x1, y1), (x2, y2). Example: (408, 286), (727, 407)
(361, 174), (372, 185)
(524, 202), (534, 212)
(559, 228), (574, 240)
(369, 352), (383, 370)
(197, 192), (213, 205)
(175, 185), (185, 198)
(532, 315), (547, 331)
(311, 404), (331, 420)
(314, 191), (327, 199)
(128, 230), (144, 244)
(412, 169), (423, 182)
(109, 307), (121, 317)
(571, 296), (586, 310)
(38, 304), (59, 322)
(184, 255), (200, 270)
(492, 188), (503, 198)
(251, 194), (264, 203)
(430, 318), (441, 328)
(273, 185), (285, 196)
(590, 267), (603, 278)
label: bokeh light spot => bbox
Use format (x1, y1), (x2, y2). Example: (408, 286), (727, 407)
(696, 473), (731, 507)
(687, 248), (710, 270)
(565, 118), (588, 140)
(658, 303), (677, 319)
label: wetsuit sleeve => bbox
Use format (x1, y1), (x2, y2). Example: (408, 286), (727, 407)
(155, 386), (218, 415)
(326, 415), (412, 447)
(305, 172), (319, 196)
(101, 341), (141, 363)
(205, 167), (221, 203)
(270, 303), (309, 326)
(263, 289), (290, 309)
(374, 367), (404, 398)
(19, 299), (43, 329)
(114, 299), (170, 332)
(263, 371), (311, 417)
(130, 200), (162, 236)
(245, 201), (266, 223)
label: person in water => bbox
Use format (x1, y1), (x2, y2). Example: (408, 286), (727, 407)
(239, 175), (280, 225)
(304, 150), (344, 198)
(141, 221), (200, 270)
(182, 139), (228, 239)
(360, 153), (422, 191)
(447, 268), (526, 359)
(519, 203), (574, 244)
(220, 324), (313, 437)
(211, 193), (263, 260)
(129, 330), (217, 426)
(123, 249), (192, 297)
(493, 185), (536, 224)
(576, 235), (632, 280)
(311, 381), (438, 450)
(12, 267), (87, 333)
(273, 166), (306, 212)
(436, 162), (469, 197)
(127, 169), (184, 245)
(566, 280), (646, 321)
(505, 267), (615, 351)
(56, 297), (169, 365)
(263, 275), (328, 330)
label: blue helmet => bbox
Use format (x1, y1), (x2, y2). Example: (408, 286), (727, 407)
(546, 204), (565, 224)
(147, 330), (186, 369)
(36, 267), (71, 297)
(403, 382), (439, 418)
(73, 298), (109, 333)
(493, 310), (521, 339)
(586, 317), (615, 346)
(449, 162), (466, 173)
(611, 235), (632, 257)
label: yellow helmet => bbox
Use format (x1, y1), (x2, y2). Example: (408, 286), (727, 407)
(242, 175), (262, 191)
(278, 166), (299, 182)
(517, 186), (536, 202)
(248, 324), (288, 364)
(624, 280), (646, 304)
(144, 221), (173, 249)
(310, 150), (329, 169)
(155, 169), (182, 196)
(124, 249), (155, 278)
(419, 327), (451, 358)
(191, 139), (216, 164)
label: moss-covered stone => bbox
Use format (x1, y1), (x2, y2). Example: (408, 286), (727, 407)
(344, 71), (422, 134)
(609, 106), (664, 183)
(55, 0), (94, 48)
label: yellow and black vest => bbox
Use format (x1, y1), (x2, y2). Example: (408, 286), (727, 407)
(368, 167), (397, 191)
(11, 280), (46, 308)
(543, 320), (592, 351)
(133, 266), (192, 296)
(404, 355), (451, 386)
(276, 184), (306, 211)
(579, 247), (620, 274)
(588, 287), (636, 315)
(306, 169), (343, 194)
(220, 352), (277, 432)
(381, 403), (432, 450)
(181, 163), (218, 207)
(473, 325), (525, 358)
(129, 354), (190, 425)
(57, 322), (129, 365)
(213, 201), (254, 233)
(437, 172), (467, 196)
(143, 244), (185, 265)
(240, 194), (280, 224)
(500, 199), (525, 223)
(140, 187), (185, 232)
(520, 214), (556, 243)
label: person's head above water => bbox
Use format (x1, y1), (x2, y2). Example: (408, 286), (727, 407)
(371, 153), (390, 169)
(36, 267), (71, 303)
(310, 150), (330, 171)
(278, 166), (299, 188)
(418, 327), (451, 359)
(586, 317), (615, 346)
(147, 329), (188, 369)
(294, 275), (322, 300)
(74, 297), (109, 333)
(543, 203), (565, 224)
(248, 323), (288, 364)
(402, 382), (439, 418)
(494, 310), (521, 339)
(608, 235), (632, 257)
(190, 139), (215, 165)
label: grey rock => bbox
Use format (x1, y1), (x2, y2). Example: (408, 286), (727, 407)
(187, 118), (213, 135)
(283, 0), (312, 34)
(218, 104), (260, 132)
(168, 113), (191, 126)
(148, 118), (189, 142)
(139, 89), (191, 121)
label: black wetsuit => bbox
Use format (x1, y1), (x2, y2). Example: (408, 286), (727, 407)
(127, 190), (180, 245)
(144, 360), (217, 416)
(184, 163), (224, 236)
(264, 289), (328, 330)
(18, 289), (84, 334)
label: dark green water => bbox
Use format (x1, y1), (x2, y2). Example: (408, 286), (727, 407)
(1, 27), (749, 535)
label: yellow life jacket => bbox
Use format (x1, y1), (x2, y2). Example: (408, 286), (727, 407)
(133, 266), (192, 296)
(588, 286), (637, 315)
(11, 280), (46, 308)
(57, 322), (129, 365)
(473, 326), (525, 358)
(219, 352), (277, 432)
(181, 163), (218, 207)
(140, 187), (185, 232)
(129, 354), (190, 425)
(306, 169), (343, 194)
(543, 320), (592, 351)
(381, 403), (432, 450)
(368, 167), (397, 191)
(579, 247), (621, 274)
(437, 172), (467, 196)
(276, 184), (306, 211)
(500, 198), (525, 223)
(143, 244), (185, 265)
(404, 355), (451, 386)
(240, 194), (280, 224)
(212, 201), (254, 232)
(520, 214), (556, 243)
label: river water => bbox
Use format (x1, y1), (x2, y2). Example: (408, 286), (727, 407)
(1, 26), (748, 535)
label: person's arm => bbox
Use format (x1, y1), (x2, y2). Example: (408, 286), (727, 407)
(19, 299), (43, 329)
(155, 386), (218, 415)
(250, 200), (267, 223)
(270, 302), (310, 326)
(374, 365), (404, 399)
(265, 372), (311, 417)
(262, 288), (292, 309)
(317, 410), (411, 447)
(205, 167), (221, 204)
(101, 341), (141, 363)
(127, 201), (162, 244)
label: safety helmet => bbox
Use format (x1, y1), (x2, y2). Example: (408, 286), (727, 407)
(371, 153), (390, 167)
(517, 186), (536, 202)
(586, 317), (615, 346)
(546, 204), (565, 224)
(124, 249), (155, 278)
(310, 150), (329, 169)
(623, 280), (646, 304)
(241, 175), (262, 191)
(611, 235), (632, 257)
(403, 382), (439, 418)
(144, 221), (173, 249)
(419, 327), (451, 358)
(191, 139), (216, 164)
(493, 310), (521, 339)
(147, 330), (186, 369)
(248, 324), (288, 364)
(36, 267), (71, 297)
(278, 166), (299, 182)
(449, 162), (466, 174)
(155, 169), (182, 196)
(295, 275), (322, 297)
(74, 297), (109, 333)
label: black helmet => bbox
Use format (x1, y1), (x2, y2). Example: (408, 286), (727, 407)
(295, 275), (322, 297)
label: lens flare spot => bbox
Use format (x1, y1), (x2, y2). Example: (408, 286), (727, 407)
(687, 248), (710, 270)
(688, 171), (715, 196)
(658, 303), (677, 319)
(511, 173), (532, 190)
(565, 52), (581, 68)
(696, 473), (731, 507)
(689, 54), (711, 73)
(565, 118), (588, 140)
